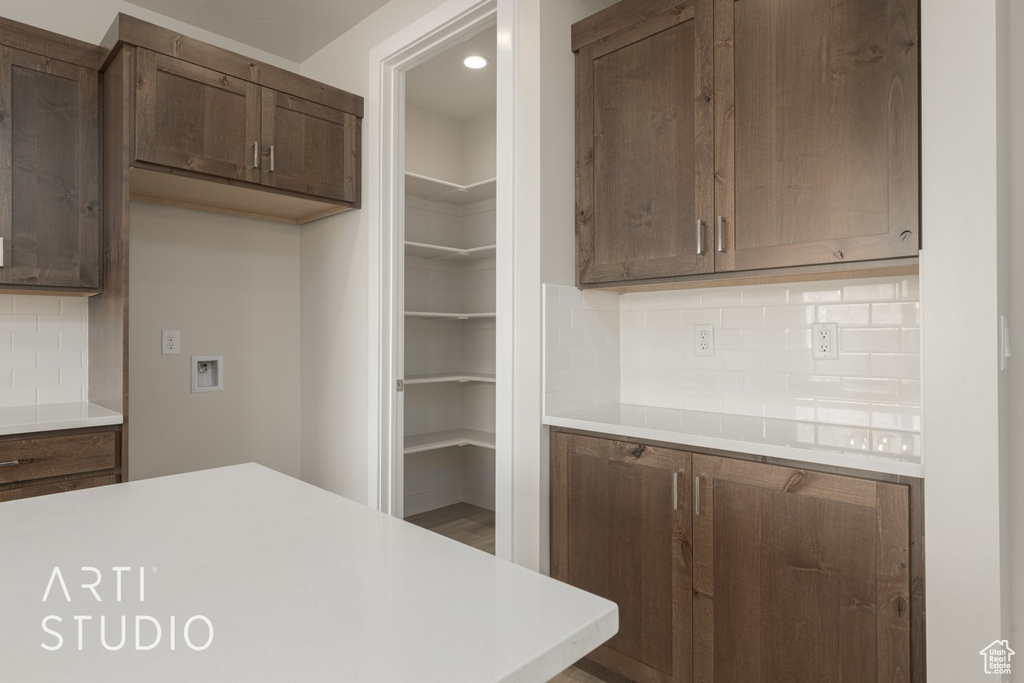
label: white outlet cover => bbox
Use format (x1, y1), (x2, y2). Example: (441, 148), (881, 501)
(812, 323), (839, 360)
(162, 329), (180, 355)
(694, 324), (715, 357)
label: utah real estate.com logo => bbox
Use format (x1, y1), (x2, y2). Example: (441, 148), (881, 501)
(39, 566), (214, 652)
(980, 639), (1015, 676)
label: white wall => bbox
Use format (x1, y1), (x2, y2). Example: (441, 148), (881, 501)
(922, 1), (1012, 679)
(128, 203), (301, 480)
(299, 0), (448, 504)
(405, 105), (465, 183)
(461, 108), (496, 184)
(1007, 0), (1024, 675)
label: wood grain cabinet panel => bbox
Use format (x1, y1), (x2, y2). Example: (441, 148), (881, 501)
(0, 473), (117, 502)
(0, 46), (100, 290)
(714, 0), (920, 271)
(135, 48), (260, 183)
(573, 0), (919, 287)
(260, 89), (358, 203)
(551, 432), (692, 682)
(0, 430), (117, 484)
(550, 430), (923, 682)
(691, 454), (912, 683)
(576, 0), (714, 285)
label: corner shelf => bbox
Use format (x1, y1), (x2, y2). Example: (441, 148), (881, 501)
(405, 241), (497, 261)
(404, 373), (496, 385)
(405, 311), (496, 320)
(405, 172), (496, 206)
(404, 428), (496, 455)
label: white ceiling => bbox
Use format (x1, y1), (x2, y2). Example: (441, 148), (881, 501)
(124, 0), (392, 63)
(406, 26), (496, 121)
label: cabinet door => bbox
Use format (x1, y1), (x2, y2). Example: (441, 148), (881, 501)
(692, 454), (911, 682)
(551, 432), (692, 682)
(576, 0), (714, 285)
(0, 47), (100, 289)
(135, 49), (260, 183)
(260, 88), (357, 203)
(714, 0), (919, 271)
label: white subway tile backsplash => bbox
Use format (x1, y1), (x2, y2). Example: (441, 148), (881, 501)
(839, 328), (900, 353)
(723, 307), (765, 329)
(12, 368), (58, 388)
(60, 297), (89, 315)
(38, 350), (84, 369)
(0, 295), (89, 407)
(37, 385), (83, 405)
(872, 302), (921, 325)
(817, 304), (870, 325)
(544, 276), (921, 434)
(38, 315), (84, 333)
(13, 296), (60, 315)
(0, 315), (37, 332)
(12, 332), (59, 351)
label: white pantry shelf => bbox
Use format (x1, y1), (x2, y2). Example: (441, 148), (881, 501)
(405, 172), (496, 206)
(405, 311), (496, 320)
(404, 372), (496, 385)
(405, 241), (497, 261)
(404, 428), (496, 455)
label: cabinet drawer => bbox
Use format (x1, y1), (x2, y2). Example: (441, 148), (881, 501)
(0, 474), (117, 502)
(0, 431), (117, 484)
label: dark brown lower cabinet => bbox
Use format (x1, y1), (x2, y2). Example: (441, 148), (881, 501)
(551, 430), (922, 683)
(692, 454), (912, 683)
(0, 427), (121, 502)
(551, 431), (692, 682)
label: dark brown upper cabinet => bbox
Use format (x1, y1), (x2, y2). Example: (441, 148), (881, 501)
(0, 41), (101, 291)
(260, 89), (358, 204)
(135, 49), (261, 184)
(575, 0), (714, 285)
(714, 0), (919, 272)
(573, 0), (919, 288)
(102, 15), (363, 224)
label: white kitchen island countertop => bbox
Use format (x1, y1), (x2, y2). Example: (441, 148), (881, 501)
(0, 464), (617, 682)
(0, 402), (123, 436)
(545, 403), (923, 478)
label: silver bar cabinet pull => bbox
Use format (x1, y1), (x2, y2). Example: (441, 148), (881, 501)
(253, 141), (259, 169)
(696, 219), (705, 256)
(269, 145), (275, 172)
(715, 216), (725, 253)
(694, 475), (704, 516)
(0, 236), (4, 267)
(673, 473), (680, 510)
(0, 460), (19, 468)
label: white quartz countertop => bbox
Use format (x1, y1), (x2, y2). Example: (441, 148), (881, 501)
(0, 402), (123, 436)
(0, 464), (618, 682)
(545, 403), (923, 478)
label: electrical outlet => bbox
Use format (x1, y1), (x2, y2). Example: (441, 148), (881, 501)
(812, 323), (838, 360)
(694, 324), (715, 357)
(162, 329), (180, 355)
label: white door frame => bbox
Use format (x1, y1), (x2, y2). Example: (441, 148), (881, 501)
(366, 0), (514, 560)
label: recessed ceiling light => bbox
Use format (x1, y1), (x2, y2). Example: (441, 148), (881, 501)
(463, 55), (488, 69)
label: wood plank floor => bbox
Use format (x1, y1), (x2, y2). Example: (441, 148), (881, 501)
(405, 502), (496, 554)
(405, 503), (606, 682)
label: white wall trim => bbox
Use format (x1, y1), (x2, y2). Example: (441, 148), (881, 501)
(366, 0), (514, 560)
